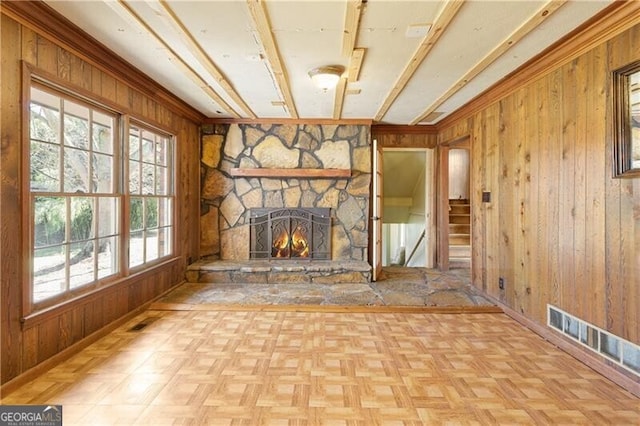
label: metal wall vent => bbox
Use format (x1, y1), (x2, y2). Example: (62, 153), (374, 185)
(548, 304), (639, 378)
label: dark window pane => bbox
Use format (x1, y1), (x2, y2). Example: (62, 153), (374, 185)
(130, 197), (144, 231)
(34, 197), (66, 247)
(146, 197), (158, 228)
(70, 198), (94, 242)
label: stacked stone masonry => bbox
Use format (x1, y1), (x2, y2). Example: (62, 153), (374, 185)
(200, 124), (372, 267)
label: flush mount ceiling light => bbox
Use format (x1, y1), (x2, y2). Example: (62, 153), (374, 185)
(308, 65), (345, 90)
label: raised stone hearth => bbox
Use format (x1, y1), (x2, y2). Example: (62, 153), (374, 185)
(186, 259), (372, 284)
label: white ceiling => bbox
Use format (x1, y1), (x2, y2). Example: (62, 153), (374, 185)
(44, 0), (613, 124)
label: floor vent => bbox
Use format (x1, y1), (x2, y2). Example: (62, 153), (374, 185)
(548, 304), (640, 378)
(128, 316), (160, 332)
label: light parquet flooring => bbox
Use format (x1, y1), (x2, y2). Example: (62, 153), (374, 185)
(2, 310), (638, 425)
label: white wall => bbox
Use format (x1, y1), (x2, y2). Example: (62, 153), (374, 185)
(448, 149), (470, 200)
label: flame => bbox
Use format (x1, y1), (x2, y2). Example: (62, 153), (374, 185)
(272, 230), (290, 258)
(291, 226), (309, 257)
(271, 225), (309, 258)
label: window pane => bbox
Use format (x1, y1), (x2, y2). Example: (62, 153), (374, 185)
(156, 138), (167, 166)
(146, 197), (158, 228)
(98, 197), (119, 237)
(92, 115), (113, 154)
(142, 163), (155, 194)
(158, 198), (172, 227)
(145, 229), (158, 262)
(129, 131), (140, 160)
(30, 141), (60, 192)
(34, 197), (66, 247)
(63, 105), (89, 149)
(156, 165), (168, 195)
(64, 147), (89, 193)
(69, 241), (95, 289)
(158, 227), (172, 258)
(70, 198), (94, 242)
(130, 197), (144, 231)
(33, 245), (66, 302)
(98, 236), (118, 279)
(129, 231), (144, 267)
(141, 132), (155, 163)
(93, 153), (113, 193)
(30, 103), (59, 144)
(129, 160), (140, 194)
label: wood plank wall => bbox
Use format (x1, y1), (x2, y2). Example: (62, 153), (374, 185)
(373, 125), (438, 149)
(0, 13), (200, 385)
(439, 21), (640, 345)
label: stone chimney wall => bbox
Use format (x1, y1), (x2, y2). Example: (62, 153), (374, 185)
(200, 123), (371, 261)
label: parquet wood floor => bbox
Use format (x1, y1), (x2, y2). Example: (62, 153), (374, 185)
(2, 310), (638, 425)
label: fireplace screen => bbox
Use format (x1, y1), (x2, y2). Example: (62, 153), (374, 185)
(249, 208), (331, 260)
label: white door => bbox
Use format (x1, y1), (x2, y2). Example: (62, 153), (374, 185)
(372, 139), (383, 281)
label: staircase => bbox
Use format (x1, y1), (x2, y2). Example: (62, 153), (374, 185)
(448, 199), (471, 266)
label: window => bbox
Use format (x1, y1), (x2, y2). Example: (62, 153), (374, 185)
(28, 82), (175, 310)
(127, 124), (174, 268)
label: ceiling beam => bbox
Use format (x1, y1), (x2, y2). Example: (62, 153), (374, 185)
(342, 0), (364, 57)
(333, 76), (348, 119)
(246, 0), (299, 118)
(111, 1), (241, 118)
(374, 0), (464, 122)
(335, 1), (366, 120)
(153, 0), (257, 118)
(348, 48), (366, 83)
(410, 0), (567, 125)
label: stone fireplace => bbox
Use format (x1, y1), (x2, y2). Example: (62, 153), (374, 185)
(195, 123), (372, 284)
(249, 208), (331, 260)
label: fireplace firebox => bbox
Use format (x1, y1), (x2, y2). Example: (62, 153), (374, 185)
(249, 208), (331, 260)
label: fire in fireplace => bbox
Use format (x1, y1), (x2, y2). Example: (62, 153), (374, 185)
(249, 208), (331, 260)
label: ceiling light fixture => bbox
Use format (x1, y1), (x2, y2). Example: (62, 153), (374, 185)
(308, 65), (345, 91)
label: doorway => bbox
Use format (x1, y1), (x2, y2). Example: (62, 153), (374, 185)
(437, 137), (471, 270)
(380, 149), (436, 268)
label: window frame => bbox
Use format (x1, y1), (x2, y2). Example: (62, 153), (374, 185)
(22, 68), (178, 318)
(125, 118), (176, 273)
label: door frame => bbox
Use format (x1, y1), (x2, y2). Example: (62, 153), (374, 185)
(437, 136), (471, 271)
(372, 138), (383, 281)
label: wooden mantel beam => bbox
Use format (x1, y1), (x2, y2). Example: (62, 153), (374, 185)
(229, 168), (351, 178)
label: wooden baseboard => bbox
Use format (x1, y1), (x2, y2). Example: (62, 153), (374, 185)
(486, 297), (640, 398)
(0, 282), (185, 398)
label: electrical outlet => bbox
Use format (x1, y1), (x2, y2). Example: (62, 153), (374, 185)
(499, 277), (505, 290)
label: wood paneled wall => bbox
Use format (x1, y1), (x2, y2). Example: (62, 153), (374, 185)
(440, 20), (640, 345)
(373, 125), (438, 149)
(0, 13), (200, 385)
